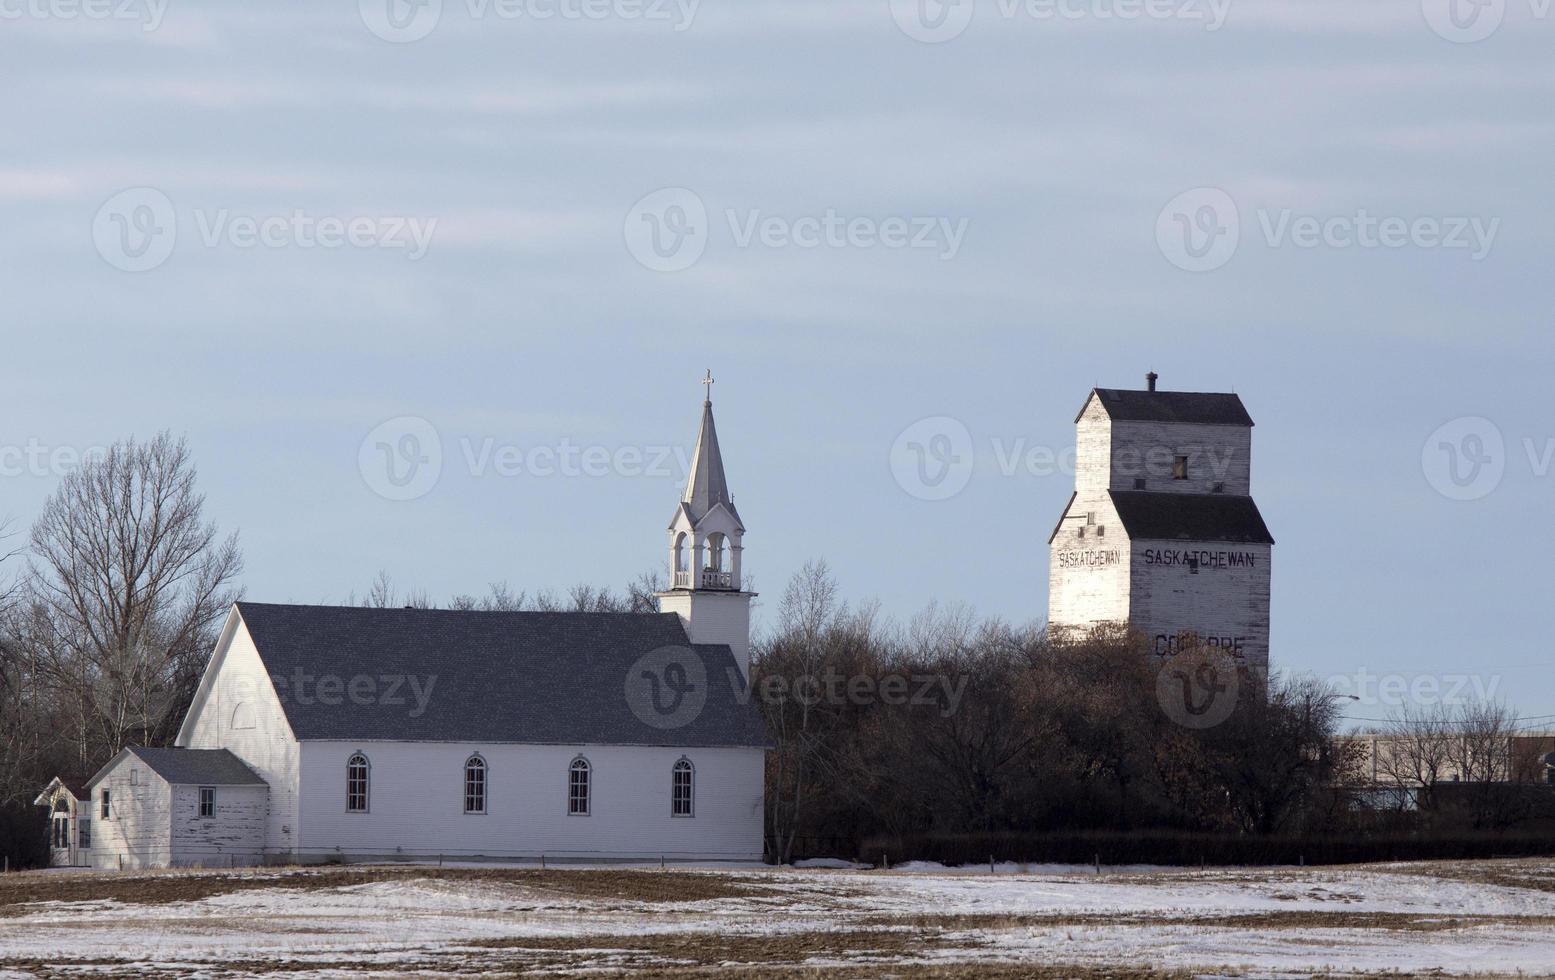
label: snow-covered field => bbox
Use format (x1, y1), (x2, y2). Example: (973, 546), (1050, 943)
(4, 859), (1555, 977)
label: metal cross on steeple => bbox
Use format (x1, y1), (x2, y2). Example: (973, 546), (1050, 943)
(702, 368), (715, 404)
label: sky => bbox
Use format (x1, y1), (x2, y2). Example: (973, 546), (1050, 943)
(1, 0), (1551, 724)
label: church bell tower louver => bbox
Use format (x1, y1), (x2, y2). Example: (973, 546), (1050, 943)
(656, 371), (755, 679)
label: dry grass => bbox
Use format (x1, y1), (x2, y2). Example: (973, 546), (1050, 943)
(0, 865), (782, 916)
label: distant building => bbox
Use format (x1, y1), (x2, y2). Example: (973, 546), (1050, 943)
(1047, 374), (1274, 674)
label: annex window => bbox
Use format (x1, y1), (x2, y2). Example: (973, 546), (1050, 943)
(1172, 455), (1189, 480)
(78, 817), (91, 849)
(568, 757), (591, 816)
(347, 753), (370, 813)
(672, 758), (694, 817)
(464, 756), (487, 814)
(100, 790), (111, 820)
(199, 787), (216, 818)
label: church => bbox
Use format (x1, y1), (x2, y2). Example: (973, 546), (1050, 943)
(45, 386), (768, 869)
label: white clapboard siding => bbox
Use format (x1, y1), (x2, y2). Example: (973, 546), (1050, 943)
(90, 759), (171, 870)
(169, 784), (269, 868)
(179, 615), (299, 858)
(299, 742), (765, 861)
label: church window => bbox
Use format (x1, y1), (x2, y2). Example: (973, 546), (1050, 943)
(200, 787), (216, 818)
(78, 818), (91, 849)
(568, 757), (591, 815)
(231, 701), (256, 730)
(101, 790), (111, 820)
(672, 758), (694, 817)
(1172, 455), (1188, 479)
(464, 756), (487, 814)
(347, 753), (370, 813)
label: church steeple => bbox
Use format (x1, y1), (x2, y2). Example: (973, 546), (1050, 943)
(681, 371), (742, 529)
(656, 371), (755, 678)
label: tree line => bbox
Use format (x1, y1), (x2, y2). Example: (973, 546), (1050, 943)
(1, 434), (1543, 867)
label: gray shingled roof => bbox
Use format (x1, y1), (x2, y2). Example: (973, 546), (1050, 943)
(120, 748), (266, 786)
(1083, 389), (1254, 426)
(236, 603), (768, 748)
(1108, 490), (1275, 544)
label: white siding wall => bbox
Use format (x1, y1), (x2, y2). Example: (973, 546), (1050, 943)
(1107, 420), (1252, 495)
(1048, 495), (1131, 629)
(657, 591), (753, 680)
(1128, 540), (1272, 675)
(169, 784), (268, 868)
(180, 618), (298, 857)
(90, 760), (171, 870)
(298, 742), (764, 861)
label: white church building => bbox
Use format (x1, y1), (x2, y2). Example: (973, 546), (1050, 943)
(51, 387), (767, 868)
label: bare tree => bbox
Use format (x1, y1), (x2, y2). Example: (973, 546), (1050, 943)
(24, 432), (242, 765)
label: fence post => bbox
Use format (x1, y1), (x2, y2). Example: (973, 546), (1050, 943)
(540, 853), (546, 870)
(1094, 854), (1100, 875)
(989, 854), (995, 875)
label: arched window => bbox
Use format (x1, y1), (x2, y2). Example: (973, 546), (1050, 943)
(706, 532), (726, 571)
(568, 757), (591, 816)
(347, 753), (370, 813)
(672, 758), (694, 817)
(464, 755), (487, 814)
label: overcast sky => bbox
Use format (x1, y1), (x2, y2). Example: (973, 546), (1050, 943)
(2, 0), (1552, 724)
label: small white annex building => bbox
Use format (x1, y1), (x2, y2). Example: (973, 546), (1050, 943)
(47, 386), (768, 868)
